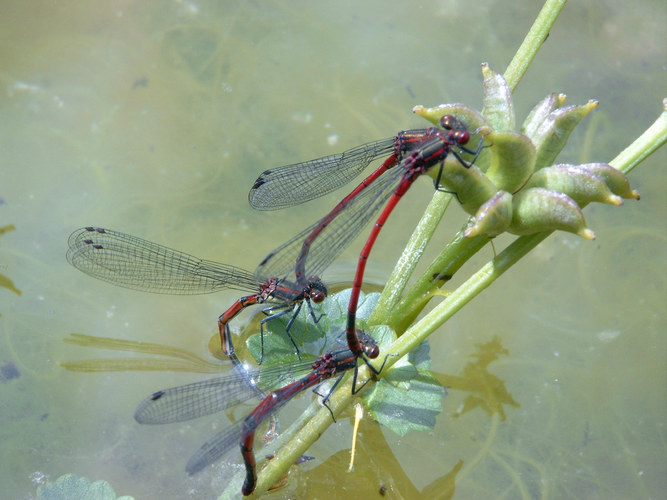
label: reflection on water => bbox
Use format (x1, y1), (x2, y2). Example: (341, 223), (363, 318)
(433, 336), (519, 421)
(0, 0), (664, 499)
(61, 333), (225, 374)
(0, 225), (21, 296)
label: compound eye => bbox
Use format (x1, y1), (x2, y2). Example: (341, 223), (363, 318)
(440, 114), (456, 130)
(366, 344), (380, 359)
(311, 291), (326, 303)
(456, 130), (470, 145)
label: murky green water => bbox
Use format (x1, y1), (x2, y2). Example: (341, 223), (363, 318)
(1, 1), (664, 498)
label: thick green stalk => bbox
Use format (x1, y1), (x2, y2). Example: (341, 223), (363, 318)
(369, 190), (453, 324)
(379, 229), (488, 332)
(609, 98), (666, 174)
(503, 0), (568, 92)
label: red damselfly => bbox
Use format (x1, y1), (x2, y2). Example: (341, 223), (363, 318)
(134, 331), (380, 495)
(249, 116), (484, 362)
(66, 227), (326, 359)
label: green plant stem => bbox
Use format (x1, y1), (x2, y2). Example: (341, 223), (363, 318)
(244, 102), (665, 499)
(369, 190), (453, 323)
(609, 98), (667, 174)
(379, 229), (489, 333)
(503, 0), (568, 92)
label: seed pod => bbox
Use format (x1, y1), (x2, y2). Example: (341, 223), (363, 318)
(521, 92), (567, 140)
(464, 190), (513, 238)
(509, 187), (595, 240)
(575, 163), (640, 200)
(526, 164), (623, 206)
(430, 155), (499, 215)
(484, 130), (536, 193)
(532, 100), (599, 170)
(481, 63), (515, 131)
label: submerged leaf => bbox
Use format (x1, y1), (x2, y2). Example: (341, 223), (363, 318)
(0, 272), (21, 295)
(37, 473), (134, 500)
(433, 336), (519, 421)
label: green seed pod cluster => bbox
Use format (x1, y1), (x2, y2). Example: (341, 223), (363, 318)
(413, 64), (639, 240)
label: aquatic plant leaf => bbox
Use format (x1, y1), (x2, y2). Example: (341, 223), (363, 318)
(257, 289), (445, 435)
(36, 473), (134, 500)
(364, 369), (445, 436)
(61, 334), (223, 373)
(0, 224), (21, 295)
(0, 272), (21, 295)
(250, 289), (381, 365)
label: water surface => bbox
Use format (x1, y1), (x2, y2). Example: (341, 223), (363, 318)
(0, 1), (664, 498)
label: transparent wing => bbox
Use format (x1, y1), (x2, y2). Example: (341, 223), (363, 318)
(67, 227), (259, 294)
(255, 165), (406, 282)
(248, 137), (396, 210)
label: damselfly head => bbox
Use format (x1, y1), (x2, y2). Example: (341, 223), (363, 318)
(440, 115), (470, 145)
(357, 330), (380, 359)
(306, 276), (327, 303)
(365, 343), (380, 359)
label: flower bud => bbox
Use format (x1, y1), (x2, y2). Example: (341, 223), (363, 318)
(481, 63), (514, 131)
(521, 92), (567, 140)
(532, 100), (599, 170)
(575, 163), (640, 200)
(484, 130), (536, 193)
(464, 190), (513, 238)
(434, 155), (499, 216)
(509, 187), (595, 240)
(526, 164), (623, 206)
